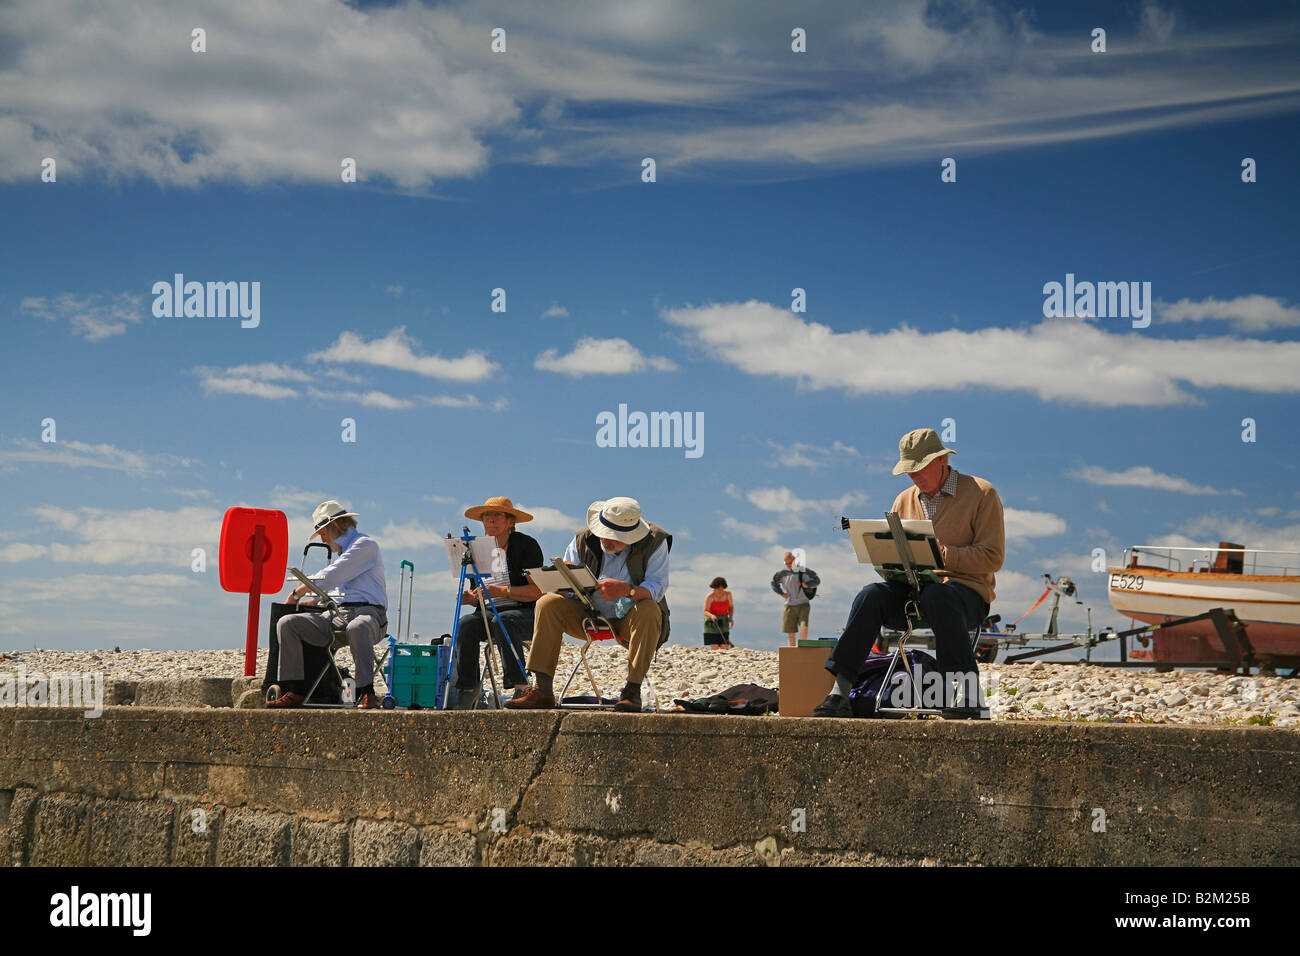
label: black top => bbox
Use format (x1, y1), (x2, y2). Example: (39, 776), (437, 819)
(502, 530), (544, 587)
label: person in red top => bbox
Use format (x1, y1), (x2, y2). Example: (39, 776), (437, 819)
(703, 577), (734, 648)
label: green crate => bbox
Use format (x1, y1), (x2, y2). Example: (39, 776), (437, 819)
(387, 643), (445, 709)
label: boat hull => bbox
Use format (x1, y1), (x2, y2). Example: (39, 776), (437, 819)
(1107, 567), (1300, 661)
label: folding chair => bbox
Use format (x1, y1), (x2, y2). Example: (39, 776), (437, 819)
(266, 569), (389, 708)
(548, 560), (659, 711)
(855, 513), (987, 717)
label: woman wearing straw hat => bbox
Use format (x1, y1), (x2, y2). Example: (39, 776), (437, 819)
(451, 497), (545, 708)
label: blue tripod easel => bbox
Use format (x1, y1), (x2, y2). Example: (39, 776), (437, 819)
(442, 526), (528, 710)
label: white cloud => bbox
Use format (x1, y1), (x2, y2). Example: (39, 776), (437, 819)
(306, 387), (415, 410)
(541, 303), (569, 318)
(1157, 295), (1300, 332)
(267, 486), (339, 513)
(765, 439), (860, 468)
(385, 285), (405, 298)
(742, 486), (867, 516)
(534, 337), (677, 376)
(24, 505), (225, 566)
(0, 439), (191, 476)
(516, 506), (581, 533)
(720, 516), (782, 543)
(375, 520), (447, 553)
(21, 292), (144, 341)
(1071, 465), (1242, 496)
(0, 2), (517, 189)
(3, 1), (1297, 189)
(307, 327), (497, 382)
(1150, 516), (1300, 563)
(1003, 507), (1067, 539)
(663, 300), (1300, 406)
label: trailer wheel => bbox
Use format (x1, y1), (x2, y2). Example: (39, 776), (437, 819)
(382, 696), (396, 710)
(265, 684), (281, 704)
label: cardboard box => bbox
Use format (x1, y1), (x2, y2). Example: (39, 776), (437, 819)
(778, 645), (835, 717)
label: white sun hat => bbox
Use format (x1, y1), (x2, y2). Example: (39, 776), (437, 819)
(586, 497), (651, 544)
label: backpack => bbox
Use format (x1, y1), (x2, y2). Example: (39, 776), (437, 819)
(848, 649), (938, 717)
(799, 570), (818, 600)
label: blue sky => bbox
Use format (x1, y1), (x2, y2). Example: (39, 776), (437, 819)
(3, 0), (1299, 652)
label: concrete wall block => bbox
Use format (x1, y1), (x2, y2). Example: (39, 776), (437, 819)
(349, 818), (420, 866)
(291, 820), (349, 866)
(216, 809), (292, 866)
(30, 794), (93, 866)
(0, 787), (38, 867)
(171, 804), (221, 866)
(87, 798), (175, 866)
(135, 678), (232, 708)
(417, 826), (478, 867)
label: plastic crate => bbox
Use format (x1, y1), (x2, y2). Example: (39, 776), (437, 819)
(386, 642), (446, 709)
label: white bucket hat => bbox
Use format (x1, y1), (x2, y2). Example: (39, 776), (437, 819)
(311, 499), (359, 537)
(586, 497), (650, 545)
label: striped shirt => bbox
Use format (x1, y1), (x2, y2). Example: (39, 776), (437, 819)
(918, 466), (960, 520)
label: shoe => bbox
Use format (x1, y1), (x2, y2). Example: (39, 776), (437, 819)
(267, 691), (306, 709)
(357, 693), (381, 710)
(613, 683), (643, 713)
(503, 686), (556, 710)
(939, 706), (990, 720)
(812, 693), (852, 717)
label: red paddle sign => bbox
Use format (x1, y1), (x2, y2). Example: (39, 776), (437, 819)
(219, 508), (289, 676)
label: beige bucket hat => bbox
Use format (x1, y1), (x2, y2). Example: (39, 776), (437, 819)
(586, 497), (650, 544)
(892, 428), (957, 475)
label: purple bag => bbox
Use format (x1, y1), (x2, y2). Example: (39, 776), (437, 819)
(849, 649), (938, 717)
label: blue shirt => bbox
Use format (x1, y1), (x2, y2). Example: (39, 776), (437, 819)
(563, 535), (669, 619)
(311, 528), (388, 608)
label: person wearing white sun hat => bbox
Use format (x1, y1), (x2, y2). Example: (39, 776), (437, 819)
(507, 496), (671, 713)
(269, 500), (389, 710)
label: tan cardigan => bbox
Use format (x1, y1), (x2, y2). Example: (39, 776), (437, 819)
(890, 471), (1005, 606)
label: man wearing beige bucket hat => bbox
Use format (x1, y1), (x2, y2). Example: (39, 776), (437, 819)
(450, 496), (544, 708)
(814, 428), (1004, 719)
(507, 496), (671, 713)
(268, 500), (389, 709)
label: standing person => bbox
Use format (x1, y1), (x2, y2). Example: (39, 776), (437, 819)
(813, 428), (1004, 719)
(451, 496), (544, 709)
(703, 577), (734, 649)
(269, 500), (388, 710)
(507, 496), (670, 713)
(772, 552), (820, 646)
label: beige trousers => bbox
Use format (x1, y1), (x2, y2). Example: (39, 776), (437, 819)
(526, 593), (660, 684)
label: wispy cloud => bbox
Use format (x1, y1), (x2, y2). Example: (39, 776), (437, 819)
(307, 327), (497, 382)
(664, 300), (1300, 406)
(540, 303), (569, 318)
(0, 439), (193, 476)
(1071, 465), (1243, 496)
(1157, 295), (1300, 332)
(765, 439), (860, 469)
(535, 337), (676, 375)
(21, 292), (145, 341)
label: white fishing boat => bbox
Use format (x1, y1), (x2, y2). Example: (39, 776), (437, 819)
(1108, 543), (1300, 662)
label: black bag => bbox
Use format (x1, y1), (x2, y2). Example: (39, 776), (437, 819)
(263, 602), (343, 704)
(674, 683), (779, 715)
(799, 570), (819, 600)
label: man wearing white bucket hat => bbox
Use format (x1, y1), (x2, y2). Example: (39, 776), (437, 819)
(506, 496), (671, 713)
(268, 500), (389, 709)
(814, 428), (1004, 719)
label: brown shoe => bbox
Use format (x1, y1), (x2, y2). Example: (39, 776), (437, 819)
(613, 683), (642, 713)
(503, 686), (556, 710)
(267, 691), (306, 709)
(357, 693), (381, 710)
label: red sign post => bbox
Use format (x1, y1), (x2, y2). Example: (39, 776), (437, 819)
(219, 508), (289, 677)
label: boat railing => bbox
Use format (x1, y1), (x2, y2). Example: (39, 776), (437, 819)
(1125, 545), (1300, 576)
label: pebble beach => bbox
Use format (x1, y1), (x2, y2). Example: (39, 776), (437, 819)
(3, 645), (1297, 727)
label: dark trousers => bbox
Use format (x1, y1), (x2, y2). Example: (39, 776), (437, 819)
(454, 605), (534, 689)
(827, 579), (987, 695)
